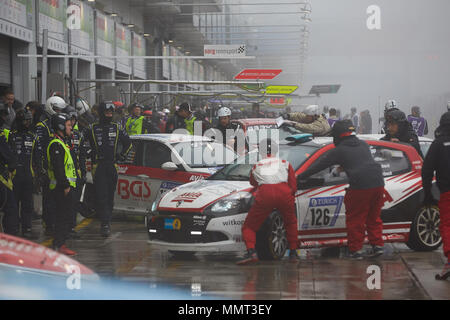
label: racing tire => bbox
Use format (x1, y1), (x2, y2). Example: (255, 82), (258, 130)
(255, 211), (288, 260)
(406, 206), (442, 251)
(78, 183), (97, 219)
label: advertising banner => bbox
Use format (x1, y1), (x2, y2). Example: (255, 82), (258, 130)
(115, 23), (131, 74)
(133, 32), (146, 79)
(69, 0), (94, 59)
(0, 0), (33, 42)
(38, 0), (68, 54)
(95, 11), (114, 69)
(204, 44), (246, 58)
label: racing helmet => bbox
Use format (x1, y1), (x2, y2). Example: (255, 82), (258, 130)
(385, 100), (398, 111)
(75, 98), (90, 116)
(331, 119), (355, 145)
(304, 105), (319, 116)
(217, 107), (232, 118)
(51, 113), (70, 134)
(45, 96), (67, 116)
(385, 109), (407, 124)
(64, 106), (78, 119)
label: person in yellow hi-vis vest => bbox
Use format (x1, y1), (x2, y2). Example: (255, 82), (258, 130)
(0, 102), (19, 235)
(47, 113), (77, 256)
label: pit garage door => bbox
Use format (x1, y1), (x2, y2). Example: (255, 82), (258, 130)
(0, 34), (11, 86)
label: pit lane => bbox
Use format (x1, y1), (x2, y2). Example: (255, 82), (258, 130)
(34, 215), (449, 300)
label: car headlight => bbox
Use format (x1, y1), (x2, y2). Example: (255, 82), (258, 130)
(204, 191), (253, 215)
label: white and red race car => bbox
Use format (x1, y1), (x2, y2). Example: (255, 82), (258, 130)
(146, 134), (440, 259)
(79, 134), (237, 217)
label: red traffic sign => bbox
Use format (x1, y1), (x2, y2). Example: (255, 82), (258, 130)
(234, 69), (282, 80)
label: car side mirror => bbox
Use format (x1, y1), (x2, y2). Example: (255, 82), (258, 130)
(161, 162), (178, 171)
(297, 177), (325, 190)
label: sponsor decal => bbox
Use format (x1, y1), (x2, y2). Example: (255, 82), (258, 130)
(164, 218), (181, 230)
(117, 166), (128, 174)
(222, 219), (244, 226)
(171, 192), (202, 203)
(117, 178), (151, 200)
(189, 175), (205, 181)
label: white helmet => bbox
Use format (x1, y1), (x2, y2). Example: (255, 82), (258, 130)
(385, 99), (397, 110)
(76, 97), (91, 116)
(304, 105), (319, 116)
(163, 108), (170, 114)
(217, 107), (232, 118)
(45, 96), (67, 116)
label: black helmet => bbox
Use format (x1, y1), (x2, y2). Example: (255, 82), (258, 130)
(440, 111), (450, 127)
(332, 120), (355, 145)
(64, 106), (77, 119)
(98, 101), (115, 114)
(178, 102), (192, 112)
(385, 109), (407, 124)
(51, 113), (70, 133)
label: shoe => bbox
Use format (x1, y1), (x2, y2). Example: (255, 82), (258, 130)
(348, 250), (364, 260)
(57, 245), (77, 256)
(367, 245), (384, 258)
(69, 228), (81, 239)
(101, 224), (111, 238)
(435, 263), (450, 280)
(236, 249), (259, 265)
(289, 249), (300, 262)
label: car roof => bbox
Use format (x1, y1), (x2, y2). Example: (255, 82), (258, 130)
(131, 133), (214, 144)
(359, 133), (433, 142)
(232, 118), (277, 127)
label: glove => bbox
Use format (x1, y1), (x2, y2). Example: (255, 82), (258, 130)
(423, 193), (438, 207)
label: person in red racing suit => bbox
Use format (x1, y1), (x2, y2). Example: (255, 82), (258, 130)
(298, 120), (385, 260)
(422, 111), (450, 280)
(237, 138), (299, 265)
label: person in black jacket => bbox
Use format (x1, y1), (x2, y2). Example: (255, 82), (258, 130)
(211, 107), (247, 154)
(380, 109), (423, 158)
(86, 101), (132, 237)
(8, 110), (37, 238)
(298, 120), (385, 259)
(422, 111), (450, 280)
(0, 102), (19, 235)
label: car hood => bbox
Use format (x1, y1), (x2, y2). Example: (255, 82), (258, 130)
(158, 180), (252, 211)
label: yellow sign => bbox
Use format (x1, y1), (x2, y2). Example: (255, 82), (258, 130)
(264, 85), (298, 95)
(173, 218), (181, 230)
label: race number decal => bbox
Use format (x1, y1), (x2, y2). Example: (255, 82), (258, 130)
(302, 196), (344, 229)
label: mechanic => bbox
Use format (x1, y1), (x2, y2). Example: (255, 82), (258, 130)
(142, 109), (161, 134)
(237, 138), (299, 265)
(0, 102), (19, 235)
(36, 96), (68, 236)
(407, 106), (428, 137)
(64, 106), (84, 239)
(166, 105), (186, 133)
(380, 109), (423, 158)
(211, 107), (247, 153)
(86, 101), (132, 237)
(47, 113), (77, 255)
(422, 111), (450, 280)
(124, 103), (145, 136)
(171, 102), (209, 136)
(284, 105), (331, 136)
(8, 109), (37, 238)
(298, 120), (385, 259)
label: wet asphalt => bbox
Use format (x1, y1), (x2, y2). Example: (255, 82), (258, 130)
(27, 212), (450, 300)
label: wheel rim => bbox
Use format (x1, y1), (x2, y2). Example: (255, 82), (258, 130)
(416, 207), (441, 247)
(270, 214), (288, 258)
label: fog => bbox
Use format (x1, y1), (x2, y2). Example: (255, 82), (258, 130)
(236, 0), (450, 136)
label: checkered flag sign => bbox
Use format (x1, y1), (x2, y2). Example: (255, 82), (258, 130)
(237, 45), (246, 54)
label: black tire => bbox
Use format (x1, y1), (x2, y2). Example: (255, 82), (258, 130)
(255, 211), (288, 260)
(78, 183), (97, 219)
(406, 206), (442, 251)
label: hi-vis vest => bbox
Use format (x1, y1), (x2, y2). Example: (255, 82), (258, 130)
(47, 137), (77, 190)
(184, 116), (197, 135)
(0, 129), (13, 190)
(126, 116), (144, 136)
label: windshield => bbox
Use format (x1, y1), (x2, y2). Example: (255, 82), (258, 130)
(209, 144), (319, 181)
(246, 125), (306, 146)
(173, 141), (237, 168)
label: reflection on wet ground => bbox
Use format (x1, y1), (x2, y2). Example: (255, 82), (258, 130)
(33, 215), (449, 300)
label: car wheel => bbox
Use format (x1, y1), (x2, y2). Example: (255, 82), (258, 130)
(78, 184), (97, 219)
(406, 206), (442, 251)
(256, 212), (288, 260)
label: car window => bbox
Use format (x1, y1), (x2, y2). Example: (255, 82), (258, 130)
(142, 141), (173, 169)
(370, 146), (411, 177)
(310, 165), (349, 186)
(117, 142), (139, 165)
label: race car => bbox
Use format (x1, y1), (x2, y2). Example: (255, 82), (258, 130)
(79, 134), (237, 217)
(146, 134), (441, 259)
